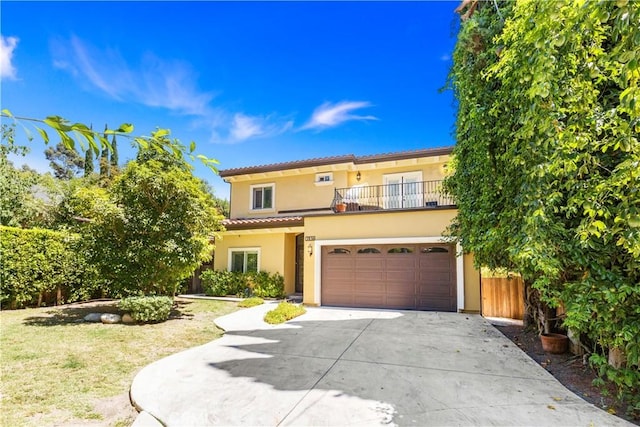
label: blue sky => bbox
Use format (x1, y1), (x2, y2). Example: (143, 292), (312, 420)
(1, 1), (460, 199)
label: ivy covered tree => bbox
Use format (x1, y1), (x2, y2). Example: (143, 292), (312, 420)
(446, 0), (639, 410)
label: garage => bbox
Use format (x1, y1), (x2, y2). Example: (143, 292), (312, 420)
(321, 243), (457, 311)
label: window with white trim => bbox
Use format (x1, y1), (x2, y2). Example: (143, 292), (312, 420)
(315, 172), (333, 186)
(229, 248), (260, 273)
(250, 183), (274, 211)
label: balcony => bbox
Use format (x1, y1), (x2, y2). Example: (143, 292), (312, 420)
(331, 180), (455, 212)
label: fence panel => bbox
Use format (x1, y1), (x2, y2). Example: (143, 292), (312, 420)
(481, 276), (524, 320)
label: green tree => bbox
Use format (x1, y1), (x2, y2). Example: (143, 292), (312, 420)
(44, 142), (84, 180)
(447, 0), (639, 409)
(84, 145), (94, 176)
(84, 152), (223, 296)
(0, 124), (47, 227)
(110, 133), (119, 172)
(99, 125), (110, 180)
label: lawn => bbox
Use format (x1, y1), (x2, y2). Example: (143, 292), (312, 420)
(0, 297), (239, 426)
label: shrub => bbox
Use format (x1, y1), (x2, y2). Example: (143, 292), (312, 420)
(238, 297), (264, 308)
(248, 271), (285, 298)
(264, 302), (306, 324)
(0, 226), (100, 309)
(201, 270), (286, 298)
(201, 270), (247, 296)
(119, 296), (173, 323)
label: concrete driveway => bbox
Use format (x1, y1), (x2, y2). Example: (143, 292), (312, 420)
(130, 303), (631, 426)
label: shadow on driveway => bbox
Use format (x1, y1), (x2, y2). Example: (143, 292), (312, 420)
(131, 308), (632, 426)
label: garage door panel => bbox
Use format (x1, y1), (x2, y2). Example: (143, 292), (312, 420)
(387, 281), (415, 294)
(354, 294), (386, 307)
(322, 244), (456, 312)
(386, 270), (417, 282)
(386, 295), (417, 309)
(418, 271), (452, 283)
(385, 257), (416, 269)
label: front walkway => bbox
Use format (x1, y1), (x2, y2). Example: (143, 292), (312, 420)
(131, 304), (632, 426)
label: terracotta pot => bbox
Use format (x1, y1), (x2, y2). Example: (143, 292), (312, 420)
(335, 203), (346, 213)
(540, 333), (569, 354)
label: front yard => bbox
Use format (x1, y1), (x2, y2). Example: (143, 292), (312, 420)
(0, 298), (239, 426)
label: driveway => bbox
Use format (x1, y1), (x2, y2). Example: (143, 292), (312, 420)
(130, 303), (631, 426)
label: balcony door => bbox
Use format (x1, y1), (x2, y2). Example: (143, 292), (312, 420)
(383, 171), (423, 209)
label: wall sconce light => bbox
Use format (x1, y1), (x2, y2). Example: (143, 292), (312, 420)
(356, 171), (361, 181)
(307, 243), (313, 256)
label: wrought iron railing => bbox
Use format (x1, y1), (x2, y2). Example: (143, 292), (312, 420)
(331, 180), (455, 212)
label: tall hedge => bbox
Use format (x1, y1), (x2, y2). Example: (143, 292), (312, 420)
(0, 226), (100, 308)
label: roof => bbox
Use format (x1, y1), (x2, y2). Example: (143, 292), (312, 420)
(218, 147), (453, 177)
(222, 216), (304, 230)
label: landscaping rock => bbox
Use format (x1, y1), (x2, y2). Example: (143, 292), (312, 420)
(122, 313), (135, 324)
(84, 313), (103, 322)
(101, 313), (122, 324)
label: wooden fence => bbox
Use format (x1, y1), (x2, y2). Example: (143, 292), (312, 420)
(481, 276), (524, 320)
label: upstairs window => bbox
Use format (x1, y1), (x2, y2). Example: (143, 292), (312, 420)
(315, 172), (334, 186)
(251, 184), (274, 210)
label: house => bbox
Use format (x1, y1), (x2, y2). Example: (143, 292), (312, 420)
(215, 147), (481, 313)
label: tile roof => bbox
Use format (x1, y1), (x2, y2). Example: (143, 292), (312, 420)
(222, 216), (304, 230)
(218, 146), (453, 177)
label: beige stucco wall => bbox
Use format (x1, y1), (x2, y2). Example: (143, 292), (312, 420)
(228, 170), (349, 218)
(214, 232), (297, 294)
(463, 252), (481, 313)
(227, 159), (448, 218)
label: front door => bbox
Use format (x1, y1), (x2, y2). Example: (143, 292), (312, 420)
(295, 234), (304, 293)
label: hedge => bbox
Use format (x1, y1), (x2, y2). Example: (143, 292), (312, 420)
(200, 270), (285, 298)
(0, 226), (100, 308)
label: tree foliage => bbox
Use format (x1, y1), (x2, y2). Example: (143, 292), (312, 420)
(0, 124), (52, 228)
(0, 110), (220, 173)
(44, 142), (84, 180)
(75, 153), (224, 296)
(447, 0), (639, 410)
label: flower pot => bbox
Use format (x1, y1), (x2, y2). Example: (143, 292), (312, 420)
(540, 333), (569, 354)
(335, 203), (346, 213)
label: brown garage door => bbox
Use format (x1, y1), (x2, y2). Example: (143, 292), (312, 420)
(321, 244), (456, 311)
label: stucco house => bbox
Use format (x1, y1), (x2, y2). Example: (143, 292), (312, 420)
(215, 147), (481, 313)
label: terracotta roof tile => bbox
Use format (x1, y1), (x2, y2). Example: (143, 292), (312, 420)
(218, 146), (453, 177)
(223, 216), (304, 230)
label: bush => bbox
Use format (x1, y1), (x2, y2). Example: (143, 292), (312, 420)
(248, 271), (285, 298)
(238, 297), (264, 308)
(200, 270), (248, 297)
(0, 226), (100, 309)
(264, 302), (306, 324)
(119, 296), (173, 323)
(201, 270), (286, 298)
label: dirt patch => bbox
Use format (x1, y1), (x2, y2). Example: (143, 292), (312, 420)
(495, 324), (638, 425)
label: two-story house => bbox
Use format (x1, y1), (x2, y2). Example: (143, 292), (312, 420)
(215, 147), (481, 313)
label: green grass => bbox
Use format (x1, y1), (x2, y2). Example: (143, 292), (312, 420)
(238, 297), (264, 308)
(0, 298), (239, 426)
(264, 301), (306, 324)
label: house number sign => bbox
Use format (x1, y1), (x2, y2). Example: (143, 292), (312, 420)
(305, 236), (316, 241)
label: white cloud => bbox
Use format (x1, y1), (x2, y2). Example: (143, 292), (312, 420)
(0, 35), (19, 80)
(52, 35), (214, 116)
(230, 113), (264, 141)
(227, 113), (293, 143)
(301, 101), (377, 130)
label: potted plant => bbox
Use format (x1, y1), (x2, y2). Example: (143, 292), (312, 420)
(540, 333), (569, 354)
(335, 202), (347, 212)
